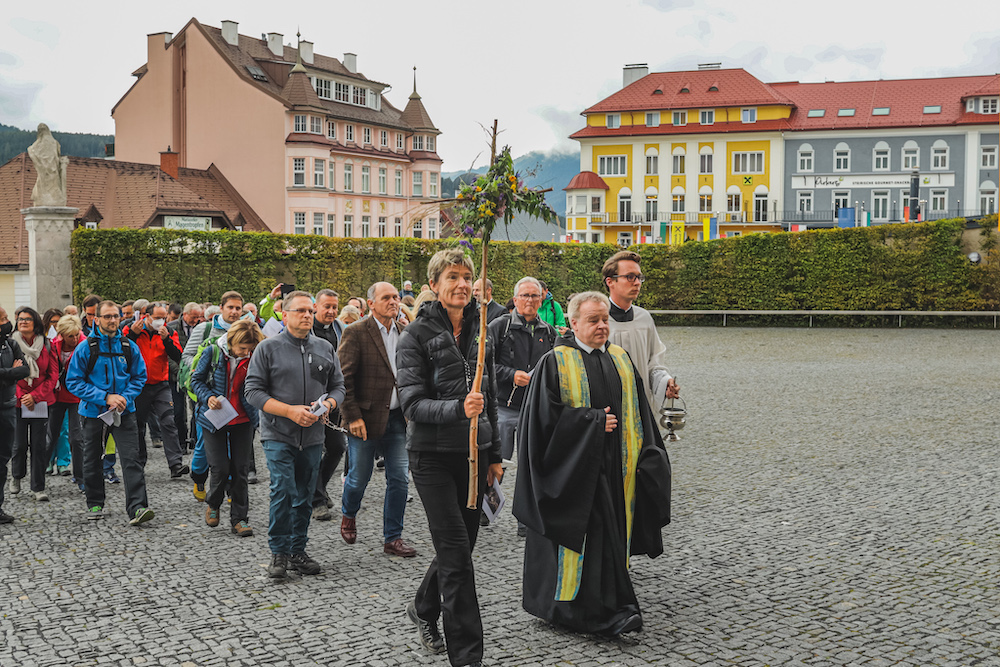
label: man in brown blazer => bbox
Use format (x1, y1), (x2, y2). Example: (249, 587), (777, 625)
(339, 282), (416, 557)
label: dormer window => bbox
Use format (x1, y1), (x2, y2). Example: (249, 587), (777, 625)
(708, 85), (719, 91)
(741, 108), (757, 123)
(680, 86), (690, 93)
(981, 98), (999, 114)
(606, 114), (621, 129)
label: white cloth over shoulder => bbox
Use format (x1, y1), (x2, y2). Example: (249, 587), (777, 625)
(607, 304), (672, 411)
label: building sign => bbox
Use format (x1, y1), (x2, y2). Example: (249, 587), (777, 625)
(164, 215), (212, 231)
(791, 173), (955, 189)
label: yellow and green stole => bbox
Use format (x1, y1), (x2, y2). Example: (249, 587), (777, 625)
(552, 343), (643, 601)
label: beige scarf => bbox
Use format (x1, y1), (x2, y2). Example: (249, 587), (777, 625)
(12, 331), (43, 384)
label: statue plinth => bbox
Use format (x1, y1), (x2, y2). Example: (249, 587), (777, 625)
(21, 205), (78, 311)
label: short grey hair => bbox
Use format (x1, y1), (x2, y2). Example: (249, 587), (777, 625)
(567, 291), (610, 323)
(132, 298), (150, 315)
(366, 282), (395, 301)
(204, 305), (221, 320)
(316, 288), (339, 300)
(427, 248), (474, 285)
(183, 301), (202, 314)
(513, 276), (542, 297)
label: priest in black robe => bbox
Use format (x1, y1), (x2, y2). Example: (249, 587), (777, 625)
(513, 291), (672, 637)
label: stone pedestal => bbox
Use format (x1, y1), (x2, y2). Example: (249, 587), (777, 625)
(21, 206), (78, 311)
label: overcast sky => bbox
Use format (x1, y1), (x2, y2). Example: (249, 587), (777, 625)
(2, 0), (998, 171)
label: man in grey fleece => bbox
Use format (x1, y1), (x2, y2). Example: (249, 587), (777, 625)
(244, 290), (345, 579)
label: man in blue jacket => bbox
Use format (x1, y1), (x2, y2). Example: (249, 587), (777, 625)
(66, 300), (153, 525)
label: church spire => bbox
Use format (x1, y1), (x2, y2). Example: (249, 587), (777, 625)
(410, 66), (421, 100)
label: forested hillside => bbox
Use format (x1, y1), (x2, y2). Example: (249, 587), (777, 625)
(0, 123), (112, 165)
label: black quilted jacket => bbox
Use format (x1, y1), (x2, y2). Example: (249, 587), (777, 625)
(396, 300), (501, 463)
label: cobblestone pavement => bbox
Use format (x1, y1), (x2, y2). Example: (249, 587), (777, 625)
(2, 327), (999, 667)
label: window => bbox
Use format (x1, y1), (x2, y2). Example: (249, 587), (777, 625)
(353, 86), (367, 106)
(872, 107), (890, 116)
(344, 163), (353, 192)
(932, 142), (949, 170)
(428, 218), (437, 239)
(327, 121), (337, 140)
(413, 172), (423, 197)
(741, 108), (757, 123)
(361, 216), (370, 238)
(313, 212), (324, 236)
(672, 154), (685, 175)
(327, 214), (336, 237)
(394, 217), (402, 237)
(314, 159), (325, 188)
(361, 165), (370, 193)
(590, 196), (601, 213)
(807, 109), (825, 117)
(395, 169), (403, 196)
(727, 192), (741, 216)
(646, 155), (658, 175)
(797, 191), (813, 213)
(646, 112), (660, 127)
(798, 148), (814, 172)
(931, 189), (947, 212)
(378, 216), (387, 237)
(378, 167), (387, 195)
(923, 105), (941, 114)
(380, 130), (388, 147)
(983, 98), (999, 114)
(314, 78), (331, 99)
(294, 115), (307, 133)
(618, 194), (632, 222)
(293, 158), (305, 186)
(837, 109), (855, 117)
(700, 153), (713, 174)
(834, 145), (850, 172)
(732, 152), (764, 174)
(833, 191), (850, 212)
(606, 114), (620, 129)
(672, 194), (684, 212)
(413, 219), (423, 239)
(328, 162), (335, 190)
(645, 197), (657, 221)
(310, 116), (322, 134)
(699, 194), (712, 212)
(700, 109), (714, 125)
(346, 125), (355, 142)
(396, 133), (404, 150)
(872, 191), (889, 220)
(343, 215), (353, 237)
(335, 82), (350, 102)
(293, 211), (306, 235)
(672, 111), (687, 126)
(874, 147), (890, 171)
(427, 136), (436, 152)
(903, 143), (919, 170)
(982, 146), (998, 168)
(981, 189), (997, 215)
(597, 155), (627, 177)
(363, 127), (372, 145)
(413, 135), (425, 151)
(430, 173), (439, 197)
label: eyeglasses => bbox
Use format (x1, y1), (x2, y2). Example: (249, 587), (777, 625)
(98, 314), (121, 320)
(515, 294), (542, 300)
(16, 317), (34, 323)
(285, 308), (314, 316)
(613, 274), (646, 284)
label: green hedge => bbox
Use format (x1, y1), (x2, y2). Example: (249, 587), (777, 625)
(71, 217), (998, 311)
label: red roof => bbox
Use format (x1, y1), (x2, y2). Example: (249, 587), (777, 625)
(564, 171), (609, 191)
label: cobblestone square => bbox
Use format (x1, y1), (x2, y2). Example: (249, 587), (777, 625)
(2, 327), (998, 666)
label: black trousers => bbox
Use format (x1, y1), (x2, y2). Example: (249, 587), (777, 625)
(170, 382), (188, 448)
(410, 450), (488, 667)
(0, 407), (15, 510)
(48, 402), (83, 482)
(135, 382), (184, 470)
(12, 415), (49, 492)
(204, 421), (253, 525)
(312, 414), (345, 508)
(81, 412), (149, 518)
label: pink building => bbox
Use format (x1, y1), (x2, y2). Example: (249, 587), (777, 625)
(113, 18), (442, 237)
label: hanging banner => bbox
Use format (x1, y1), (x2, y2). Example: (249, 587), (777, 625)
(837, 207), (855, 228)
(670, 221), (686, 245)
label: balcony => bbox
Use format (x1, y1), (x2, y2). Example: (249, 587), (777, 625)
(582, 211), (750, 225)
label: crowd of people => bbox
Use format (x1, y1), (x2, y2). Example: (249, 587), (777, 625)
(0, 249), (678, 667)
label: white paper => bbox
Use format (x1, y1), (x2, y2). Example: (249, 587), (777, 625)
(21, 401), (48, 418)
(261, 317), (283, 337)
(482, 477), (506, 525)
(206, 396), (239, 429)
(98, 408), (121, 427)
(47, 325), (58, 339)
(310, 393), (329, 416)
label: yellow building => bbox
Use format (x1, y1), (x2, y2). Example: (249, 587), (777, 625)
(567, 65), (786, 244)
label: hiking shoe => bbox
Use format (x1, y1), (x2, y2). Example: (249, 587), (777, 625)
(247, 470), (258, 485)
(58, 465), (71, 476)
(104, 470), (120, 484)
(10, 478), (20, 494)
(312, 504), (332, 521)
(151, 438), (163, 449)
(205, 507), (220, 527)
(267, 554), (288, 579)
(517, 522), (527, 538)
(288, 552), (321, 575)
(34, 491), (49, 502)
(129, 507), (154, 526)
(46, 463), (55, 475)
(192, 483), (206, 502)
(0, 510), (14, 524)
(231, 521), (254, 537)
(87, 506), (103, 521)
(170, 464), (190, 478)
(407, 601), (445, 654)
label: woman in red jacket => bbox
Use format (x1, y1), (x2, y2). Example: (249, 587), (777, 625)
(49, 314), (84, 491)
(10, 307), (59, 500)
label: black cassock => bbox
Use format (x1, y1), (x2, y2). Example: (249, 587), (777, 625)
(512, 336), (672, 635)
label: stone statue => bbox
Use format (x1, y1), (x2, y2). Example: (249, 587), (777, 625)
(27, 123), (70, 207)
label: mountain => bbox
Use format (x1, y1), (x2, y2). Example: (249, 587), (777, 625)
(0, 123), (113, 166)
(443, 150), (580, 217)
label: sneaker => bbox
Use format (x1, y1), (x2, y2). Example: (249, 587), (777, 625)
(34, 491), (49, 502)
(267, 553), (288, 579)
(288, 552), (321, 575)
(407, 601), (445, 654)
(247, 470), (258, 485)
(104, 470), (120, 484)
(58, 465), (71, 476)
(375, 456), (385, 471)
(312, 505), (332, 521)
(170, 464), (190, 478)
(10, 478), (20, 494)
(87, 506), (103, 521)
(78, 483), (86, 494)
(231, 521), (254, 537)
(0, 510), (14, 524)
(151, 438), (163, 448)
(46, 463), (55, 475)
(192, 483), (206, 502)
(129, 507), (155, 526)
(205, 507), (220, 527)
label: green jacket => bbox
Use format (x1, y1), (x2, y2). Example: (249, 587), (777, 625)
(538, 295), (566, 328)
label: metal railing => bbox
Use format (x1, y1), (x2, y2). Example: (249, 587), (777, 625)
(646, 309), (1000, 327)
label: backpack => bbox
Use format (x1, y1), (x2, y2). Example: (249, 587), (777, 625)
(184, 329), (225, 402)
(177, 321), (213, 397)
(83, 336), (133, 378)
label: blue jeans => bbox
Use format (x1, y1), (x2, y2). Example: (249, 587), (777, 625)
(190, 421), (209, 481)
(341, 409), (409, 543)
(262, 439), (323, 554)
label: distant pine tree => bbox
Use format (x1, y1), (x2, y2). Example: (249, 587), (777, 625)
(0, 123), (113, 167)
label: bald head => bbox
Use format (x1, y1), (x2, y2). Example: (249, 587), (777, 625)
(368, 281), (400, 325)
